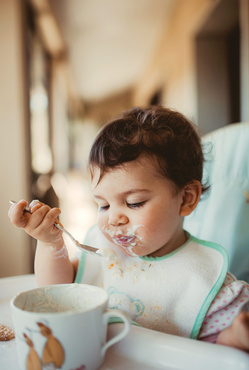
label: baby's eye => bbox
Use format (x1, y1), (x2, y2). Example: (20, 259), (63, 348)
(99, 205), (109, 211)
(127, 201), (146, 209)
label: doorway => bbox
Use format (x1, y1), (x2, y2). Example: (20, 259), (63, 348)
(195, 0), (240, 134)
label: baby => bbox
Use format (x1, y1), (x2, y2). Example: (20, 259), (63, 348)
(9, 106), (249, 351)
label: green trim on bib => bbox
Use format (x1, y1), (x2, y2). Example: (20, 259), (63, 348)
(74, 252), (87, 283)
(140, 231), (192, 262)
(74, 225), (97, 283)
(190, 235), (229, 339)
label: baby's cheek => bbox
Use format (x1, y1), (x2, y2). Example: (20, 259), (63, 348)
(97, 215), (106, 230)
(138, 226), (152, 241)
(97, 220), (114, 244)
(141, 227), (163, 248)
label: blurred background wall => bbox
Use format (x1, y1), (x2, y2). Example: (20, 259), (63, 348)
(1, 0), (249, 277)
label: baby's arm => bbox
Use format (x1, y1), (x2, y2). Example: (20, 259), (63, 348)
(216, 311), (249, 351)
(199, 272), (249, 351)
(8, 200), (76, 286)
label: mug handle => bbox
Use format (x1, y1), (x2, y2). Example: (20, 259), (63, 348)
(101, 310), (130, 356)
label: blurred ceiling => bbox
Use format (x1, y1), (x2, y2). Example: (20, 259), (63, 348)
(50, 0), (177, 102)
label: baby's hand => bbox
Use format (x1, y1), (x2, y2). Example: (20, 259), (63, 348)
(8, 200), (63, 246)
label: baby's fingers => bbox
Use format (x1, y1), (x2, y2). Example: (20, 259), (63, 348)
(39, 207), (62, 228)
(8, 200), (31, 228)
(23, 204), (57, 231)
(26, 206), (63, 243)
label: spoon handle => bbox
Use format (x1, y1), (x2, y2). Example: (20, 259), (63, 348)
(54, 223), (100, 255)
(9, 200), (100, 256)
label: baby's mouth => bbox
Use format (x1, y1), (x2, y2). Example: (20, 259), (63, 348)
(113, 235), (135, 246)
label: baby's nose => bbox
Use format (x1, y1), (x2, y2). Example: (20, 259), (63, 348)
(108, 212), (128, 226)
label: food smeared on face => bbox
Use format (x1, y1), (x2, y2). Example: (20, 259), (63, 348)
(102, 225), (143, 256)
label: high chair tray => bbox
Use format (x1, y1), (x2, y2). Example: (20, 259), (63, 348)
(1, 275), (249, 370)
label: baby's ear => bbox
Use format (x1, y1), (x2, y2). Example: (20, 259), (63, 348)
(180, 180), (202, 216)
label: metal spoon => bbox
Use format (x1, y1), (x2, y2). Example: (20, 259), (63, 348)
(9, 200), (100, 257)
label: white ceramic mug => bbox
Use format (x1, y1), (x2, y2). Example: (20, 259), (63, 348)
(10, 284), (130, 370)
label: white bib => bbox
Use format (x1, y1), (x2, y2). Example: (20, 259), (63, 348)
(75, 231), (228, 338)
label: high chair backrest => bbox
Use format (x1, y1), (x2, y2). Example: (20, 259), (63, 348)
(183, 123), (249, 282)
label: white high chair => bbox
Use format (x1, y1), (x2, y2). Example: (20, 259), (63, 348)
(184, 123), (249, 282)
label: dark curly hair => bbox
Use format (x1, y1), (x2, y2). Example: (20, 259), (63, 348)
(89, 106), (208, 193)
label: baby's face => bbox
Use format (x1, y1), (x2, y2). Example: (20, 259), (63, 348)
(91, 156), (187, 257)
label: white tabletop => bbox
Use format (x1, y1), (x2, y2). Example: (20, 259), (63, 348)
(1, 274), (249, 370)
